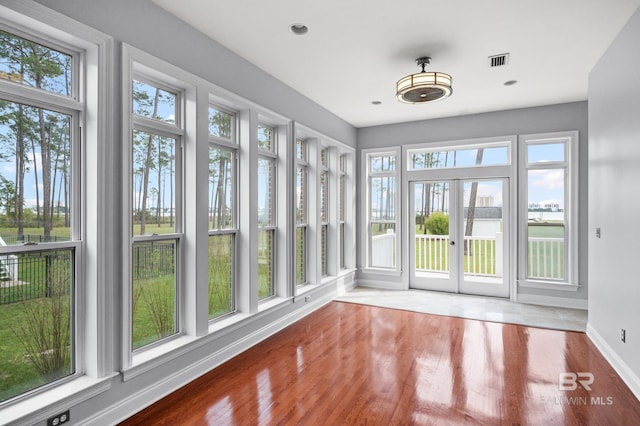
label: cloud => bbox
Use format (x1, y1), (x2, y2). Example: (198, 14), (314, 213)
(528, 169), (564, 190)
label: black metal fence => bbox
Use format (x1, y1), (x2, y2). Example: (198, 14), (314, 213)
(0, 241), (176, 305)
(132, 241), (176, 280)
(0, 234), (69, 245)
(0, 249), (73, 305)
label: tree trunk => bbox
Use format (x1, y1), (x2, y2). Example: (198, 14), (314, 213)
(140, 88), (160, 235)
(16, 104), (25, 237)
(38, 108), (52, 240)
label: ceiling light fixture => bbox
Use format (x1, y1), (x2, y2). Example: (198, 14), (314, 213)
(289, 23), (309, 35)
(396, 57), (452, 103)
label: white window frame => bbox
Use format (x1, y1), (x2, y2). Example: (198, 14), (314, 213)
(295, 138), (309, 286)
(518, 131), (580, 290)
(0, 0), (113, 422)
(207, 103), (238, 320)
(0, 16), (84, 401)
(122, 44), (201, 372)
(362, 148), (401, 273)
(319, 147), (330, 277)
(339, 154), (346, 270)
(129, 70), (185, 351)
(257, 123), (277, 301)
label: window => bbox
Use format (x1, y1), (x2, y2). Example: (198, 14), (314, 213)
(519, 132), (579, 287)
(339, 155), (346, 270)
(320, 148), (329, 277)
(295, 139), (308, 285)
(130, 77), (182, 349)
(407, 142), (510, 170)
(208, 106), (236, 319)
(366, 151), (399, 269)
(0, 28), (80, 402)
(257, 125), (276, 300)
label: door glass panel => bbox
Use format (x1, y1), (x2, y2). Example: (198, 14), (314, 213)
(414, 182), (450, 277)
(462, 180), (503, 283)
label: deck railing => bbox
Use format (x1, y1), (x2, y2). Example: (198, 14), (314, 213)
(527, 237), (564, 280)
(415, 234), (564, 280)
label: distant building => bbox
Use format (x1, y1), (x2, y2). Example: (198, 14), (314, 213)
(477, 195), (494, 207)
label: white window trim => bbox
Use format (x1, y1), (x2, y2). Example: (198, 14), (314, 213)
(517, 131), (580, 291)
(406, 140), (511, 171)
(295, 138), (309, 286)
(319, 147), (330, 277)
(0, 0), (115, 422)
(362, 147), (401, 274)
(295, 124), (355, 290)
(338, 154), (347, 270)
(122, 44), (200, 370)
(257, 124), (278, 301)
(207, 103), (239, 321)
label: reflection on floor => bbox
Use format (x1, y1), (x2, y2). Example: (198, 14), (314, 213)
(336, 287), (587, 332)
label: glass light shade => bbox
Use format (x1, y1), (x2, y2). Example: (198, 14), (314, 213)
(396, 71), (452, 103)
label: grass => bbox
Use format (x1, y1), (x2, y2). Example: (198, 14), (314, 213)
(0, 222), (241, 400)
(0, 301), (52, 402)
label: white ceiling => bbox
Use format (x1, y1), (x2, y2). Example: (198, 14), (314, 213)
(151, 0), (640, 128)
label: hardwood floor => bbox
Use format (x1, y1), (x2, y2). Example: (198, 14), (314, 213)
(120, 302), (640, 425)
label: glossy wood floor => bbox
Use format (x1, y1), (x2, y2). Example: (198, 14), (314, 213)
(120, 302), (640, 425)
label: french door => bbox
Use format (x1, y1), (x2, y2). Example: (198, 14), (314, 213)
(409, 178), (510, 298)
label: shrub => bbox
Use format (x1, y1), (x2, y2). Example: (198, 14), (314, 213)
(425, 212), (449, 235)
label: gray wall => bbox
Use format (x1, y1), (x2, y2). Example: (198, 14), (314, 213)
(588, 6), (640, 396)
(357, 102), (589, 303)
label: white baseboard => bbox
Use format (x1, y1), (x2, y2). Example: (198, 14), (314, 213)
(517, 293), (588, 310)
(587, 323), (640, 401)
(355, 278), (406, 291)
(81, 293), (334, 425)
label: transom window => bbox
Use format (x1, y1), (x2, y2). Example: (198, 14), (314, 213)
(407, 142), (510, 170)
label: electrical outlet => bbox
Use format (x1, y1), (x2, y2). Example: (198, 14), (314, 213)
(596, 227), (601, 238)
(621, 328), (626, 343)
(305, 295), (311, 302)
(47, 410), (70, 426)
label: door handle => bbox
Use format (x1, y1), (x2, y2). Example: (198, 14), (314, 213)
(450, 241), (455, 246)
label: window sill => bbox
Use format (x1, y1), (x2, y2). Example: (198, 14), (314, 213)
(208, 311), (251, 335)
(124, 334), (200, 381)
(1, 374), (114, 426)
(359, 267), (402, 277)
(518, 279), (581, 292)
(295, 283), (320, 298)
(258, 296), (289, 313)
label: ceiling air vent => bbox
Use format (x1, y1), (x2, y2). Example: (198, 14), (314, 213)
(489, 53), (509, 67)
